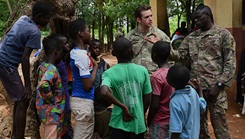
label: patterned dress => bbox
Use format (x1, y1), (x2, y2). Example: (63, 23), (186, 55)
(36, 62), (67, 137)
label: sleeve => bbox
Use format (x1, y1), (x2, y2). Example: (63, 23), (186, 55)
(101, 71), (112, 88)
(75, 54), (91, 78)
(37, 70), (55, 101)
(143, 68), (152, 95)
(169, 36), (190, 63)
(219, 31), (236, 87)
(150, 76), (161, 96)
(169, 99), (183, 133)
(199, 97), (207, 114)
(25, 29), (41, 49)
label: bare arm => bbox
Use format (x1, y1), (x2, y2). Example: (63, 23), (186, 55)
(171, 133), (180, 139)
(82, 58), (98, 91)
(21, 47), (34, 100)
(147, 94), (159, 126)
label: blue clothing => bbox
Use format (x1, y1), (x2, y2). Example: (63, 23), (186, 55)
(169, 85), (206, 139)
(0, 15), (41, 68)
(70, 47), (94, 100)
(56, 60), (70, 112)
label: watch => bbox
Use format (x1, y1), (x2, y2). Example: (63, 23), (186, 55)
(216, 81), (224, 88)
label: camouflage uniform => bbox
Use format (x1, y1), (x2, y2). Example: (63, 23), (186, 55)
(170, 25), (236, 139)
(126, 27), (170, 74)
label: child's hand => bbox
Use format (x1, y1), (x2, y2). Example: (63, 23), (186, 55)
(122, 105), (134, 122)
(189, 79), (201, 91)
(144, 33), (161, 44)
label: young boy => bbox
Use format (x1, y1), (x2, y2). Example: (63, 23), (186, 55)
(68, 19), (98, 139)
(100, 37), (152, 139)
(89, 39), (111, 139)
(0, 1), (51, 138)
(166, 64), (207, 139)
(147, 41), (174, 139)
(36, 36), (66, 138)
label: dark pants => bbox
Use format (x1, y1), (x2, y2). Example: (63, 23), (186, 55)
(110, 127), (144, 139)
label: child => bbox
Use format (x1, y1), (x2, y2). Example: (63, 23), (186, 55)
(68, 19), (98, 139)
(0, 1), (51, 138)
(100, 37), (152, 139)
(53, 34), (74, 139)
(89, 39), (111, 139)
(166, 64), (207, 139)
(36, 36), (66, 138)
(147, 41), (174, 139)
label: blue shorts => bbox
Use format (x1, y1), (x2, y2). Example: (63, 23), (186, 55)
(0, 66), (24, 101)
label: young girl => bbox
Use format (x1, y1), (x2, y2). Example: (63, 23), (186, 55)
(36, 36), (66, 139)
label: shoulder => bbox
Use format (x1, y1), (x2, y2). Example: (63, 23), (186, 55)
(125, 28), (137, 39)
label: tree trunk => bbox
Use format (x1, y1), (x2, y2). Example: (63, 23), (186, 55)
(0, 0), (78, 138)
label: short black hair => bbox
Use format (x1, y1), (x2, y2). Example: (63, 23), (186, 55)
(112, 37), (133, 61)
(68, 19), (87, 40)
(42, 35), (62, 56)
(194, 4), (214, 23)
(32, 1), (51, 17)
(90, 39), (101, 47)
(152, 41), (170, 62)
(167, 64), (190, 89)
(134, 5), (151, 19)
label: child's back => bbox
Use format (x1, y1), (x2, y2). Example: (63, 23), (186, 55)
(166, 64), (206, 139)
(101, 37), (152, 139)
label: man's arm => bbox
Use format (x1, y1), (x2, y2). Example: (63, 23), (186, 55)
(218, 31), (236, 87)
(100, 85), (134, 122)
(21, 47), (34, 100)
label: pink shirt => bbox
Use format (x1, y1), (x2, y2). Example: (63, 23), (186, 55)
(150, 68), (174, 124)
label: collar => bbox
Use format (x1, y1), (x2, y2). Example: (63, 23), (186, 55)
(170, 85), (192, 99)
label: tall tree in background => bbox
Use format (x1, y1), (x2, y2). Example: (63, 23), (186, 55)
(167, 0), (203, 32)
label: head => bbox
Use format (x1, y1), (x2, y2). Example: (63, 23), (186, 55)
(151, 41), (170, 64)
(193, 4), (214, 30)
(89, 39), (102, 59)
(42, 36), (63, 64)
(112, 37), (133, 62)
(68, 19), (91, 45)
(134, 5), (153, 28)
(32, 1), (51, 28)
(166, 64), (190, 89)
(50, 34), (70, 53)
(180, 21), (186, 29)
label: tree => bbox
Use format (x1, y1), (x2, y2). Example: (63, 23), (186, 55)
(167, 0), (203, 32)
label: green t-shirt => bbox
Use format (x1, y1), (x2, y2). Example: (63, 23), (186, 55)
(101, 63), (152, 134)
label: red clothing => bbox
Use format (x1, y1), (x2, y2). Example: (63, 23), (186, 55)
(150, 68), (174, 124)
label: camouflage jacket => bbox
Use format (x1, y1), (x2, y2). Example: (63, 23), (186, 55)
(126, 26), (170, 74)
(170, 25), (236, 89)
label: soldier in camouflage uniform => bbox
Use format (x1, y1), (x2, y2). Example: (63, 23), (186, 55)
(126, 5), (170, 74)
(170, 4), (236, 139)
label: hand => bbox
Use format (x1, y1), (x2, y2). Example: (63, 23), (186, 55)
(189, 79), (201, 91)
(208, 85), (223, 102)
(144, 33), (161, 43)
(21, 86), (32, 102)
(121, 105), (134, 122)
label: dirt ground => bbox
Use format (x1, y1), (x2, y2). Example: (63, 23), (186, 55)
(0, 52), (244, 139)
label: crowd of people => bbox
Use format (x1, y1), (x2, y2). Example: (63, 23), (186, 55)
(0, 1), (237, 139)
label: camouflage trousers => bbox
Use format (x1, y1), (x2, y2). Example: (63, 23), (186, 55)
(199, 90), (231, 139)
